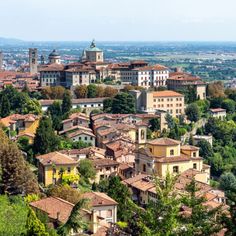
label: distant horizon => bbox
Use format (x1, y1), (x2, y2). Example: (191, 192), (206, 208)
(2, 37), (236, 44)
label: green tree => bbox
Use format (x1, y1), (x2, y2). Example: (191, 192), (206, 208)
(47, 185), (81, 204)
(74, 85), (87, 98)
(111, 93), (136, 114)
(103, 98), (113, 113)
(61, 90), (72, 116)
(0, 130), (39, 195)
(179, 179), (223, 236)
(186, 103), (200, 122)
(144, 172), (181, 236)
(219, 172), (236, 192)
(48, 101), (63, 131)
(100, 176), (138, 221)
(57, 199), (88, 236)
(0, 195), (28, 236)
(222, 99), (235, 113)
(197, 139), (213, 159)
(25, 208), (49, 236)
(87, 84), (97, 98)
(78, 159), (96, 182)
(0, 94), (10, 117)
(149, 118), (160, 132)
(33, 116), (59, 155)
(165, 112), (175, 129)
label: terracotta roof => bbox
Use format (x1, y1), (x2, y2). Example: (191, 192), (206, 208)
(30, 197), (74, 223)
(133, 64), (168, 71)
(155, 154), (202, 163)
(97, 128), (117, 137)
(181, 145), (199, 151)
(91, 158), (119, 168)
(59, 125), (92, 135)
(67, 129), (95, 139)
(210, 108), (226, 113)
(39, 64), (65, 72)
(82, 192), (118, 207)
(0, 114), (38, 127)
(152, 90), (184, 97)
(36, 152), (78, 166)
(147, 138), (180, 146)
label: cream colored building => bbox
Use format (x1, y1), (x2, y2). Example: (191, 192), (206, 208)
(167, 72), (206, 100)
(82, 40), (104, 63)
(210, 108), (226, 120)
(130, 90), (185, 118)
(135, 138), (210, 184)
(82, 192), (118, 223)
(131, 65), (169, 89)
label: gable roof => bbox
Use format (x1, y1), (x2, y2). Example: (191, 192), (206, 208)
(36, 151), (78, 166)
(82, 192), (118, 207)
(147, 138), (180, 146)
(30, 197), (74, 223)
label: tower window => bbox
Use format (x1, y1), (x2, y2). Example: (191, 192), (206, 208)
(143, 164), (146, 172)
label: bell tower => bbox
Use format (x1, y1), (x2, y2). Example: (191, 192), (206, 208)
(29, 48), (38, 74)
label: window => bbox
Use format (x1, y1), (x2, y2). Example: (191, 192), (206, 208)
(143, 164), (146, 172)
(90, 137), (93, 140)
(193, 152), (196, 157)
(84, 137), (87, 141)
(193, 163), (197, 169)
(106, 209), (112, 218)
(149, 148), (153, 153)
(170, 149), (174, 156)
(173, 166), (179, 173)
(67, 167), (71, 173)
(106, 167), (110, 171)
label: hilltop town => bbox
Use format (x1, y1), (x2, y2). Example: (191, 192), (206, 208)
(0, 41), (235, 236)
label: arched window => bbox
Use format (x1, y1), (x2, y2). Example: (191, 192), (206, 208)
(141, 129), (145, 140)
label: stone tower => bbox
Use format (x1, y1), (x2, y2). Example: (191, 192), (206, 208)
(29, 48), (38, 74)
(84, 40), (104, 63)
(0, 51), (3, 70)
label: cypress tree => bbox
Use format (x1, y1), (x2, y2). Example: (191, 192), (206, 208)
(61, 90), (72, 116)
(0, 94), (10, 117)
(33, 116), (59, 155)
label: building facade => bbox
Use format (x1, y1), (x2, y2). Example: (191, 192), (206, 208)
(167, 71), (206, 100)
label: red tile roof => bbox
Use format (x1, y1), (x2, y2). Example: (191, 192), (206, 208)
(36, 152), (78, 166)
(82, 192), (118, 207)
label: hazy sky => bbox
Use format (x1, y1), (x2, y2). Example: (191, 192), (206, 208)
(1, 0), (236, 41)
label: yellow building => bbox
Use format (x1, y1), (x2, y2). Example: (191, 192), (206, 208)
(36, 152), (79, 186)
(130, 90), (185, 118)
(135, 138), (210, 184)
(0, 114), (40, 143)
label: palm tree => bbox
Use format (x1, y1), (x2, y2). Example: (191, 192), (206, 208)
(57, 198), (89, 236)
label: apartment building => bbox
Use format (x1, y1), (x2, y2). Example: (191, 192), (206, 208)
(167, 71), (206, 100)
(130, 90), (185, 118)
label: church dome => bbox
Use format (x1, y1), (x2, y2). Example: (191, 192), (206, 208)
(49, 49), (60, 58)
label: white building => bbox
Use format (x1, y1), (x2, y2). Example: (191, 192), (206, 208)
(124, 64), (169, 88)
